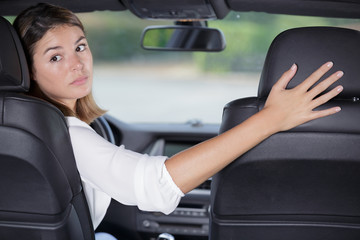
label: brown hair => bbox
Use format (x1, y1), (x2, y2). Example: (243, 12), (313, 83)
(13, 3), (106, 124)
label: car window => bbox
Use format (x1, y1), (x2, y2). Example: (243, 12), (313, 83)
(74, 13), (359, 123)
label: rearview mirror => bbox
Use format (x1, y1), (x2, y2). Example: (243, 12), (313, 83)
(141, 26), (226, 52)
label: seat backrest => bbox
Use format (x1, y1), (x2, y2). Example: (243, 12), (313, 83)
(210, 27), (360, 240)
(0, 16), (95, 240)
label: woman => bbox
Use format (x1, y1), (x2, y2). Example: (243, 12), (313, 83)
(13, 2), (343, 238)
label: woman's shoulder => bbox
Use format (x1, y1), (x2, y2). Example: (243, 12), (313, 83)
(65, 116), (92, 129)
(65, 116), (108, 146)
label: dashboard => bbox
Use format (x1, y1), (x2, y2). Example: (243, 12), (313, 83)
(93, 115), (219, 240)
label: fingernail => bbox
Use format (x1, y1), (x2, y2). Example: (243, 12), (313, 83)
(335, 107), (341, 112)
(291, 63), (297, 70)
(337, 85), (343, 92)
(337, 71), (344, 77)
(327, 61), (334, 68)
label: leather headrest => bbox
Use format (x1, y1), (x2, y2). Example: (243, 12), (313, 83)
(0, 17), (29, 92)
(258, 27), (360, 100)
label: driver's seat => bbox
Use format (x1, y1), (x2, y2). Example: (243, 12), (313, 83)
(0, 16), (95, 239)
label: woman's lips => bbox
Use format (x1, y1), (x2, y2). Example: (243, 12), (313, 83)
(71, 76), (88, 85)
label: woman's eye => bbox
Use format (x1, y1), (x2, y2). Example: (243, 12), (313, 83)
(76, 44), (86, 52)
(50, 55), (62, 62)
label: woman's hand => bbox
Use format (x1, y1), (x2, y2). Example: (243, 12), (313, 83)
(263, 62), (343, 132)
(166, 61), (344, 194)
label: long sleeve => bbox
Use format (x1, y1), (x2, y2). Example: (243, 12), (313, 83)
(66, 117), (184, 229)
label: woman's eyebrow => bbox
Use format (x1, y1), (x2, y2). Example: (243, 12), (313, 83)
(75, 36), (86, 45)
(43, 46), (62, 55)
(43, 36), (86, 55)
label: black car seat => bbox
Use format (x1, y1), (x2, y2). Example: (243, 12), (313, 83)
(210, 27), (360, 240)
(0, 16), (95, 239)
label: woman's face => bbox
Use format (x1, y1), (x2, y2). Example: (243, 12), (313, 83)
(32, 25), (93, 110)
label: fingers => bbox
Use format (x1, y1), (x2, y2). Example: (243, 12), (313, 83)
(273, 63), (297, 90)
(307, 70), (344, 100)
(308, 67), (343, 120)
(310, 84), (343, 110)
(299, 61), (334, 91)
(310, 106), (342, 121)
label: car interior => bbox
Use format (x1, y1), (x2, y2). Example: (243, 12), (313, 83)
(0, 1), (360, 240)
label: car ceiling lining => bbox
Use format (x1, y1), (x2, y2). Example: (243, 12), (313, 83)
(0, 0), (359, 20)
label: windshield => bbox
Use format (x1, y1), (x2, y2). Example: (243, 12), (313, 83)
(78, 11), (360, 124)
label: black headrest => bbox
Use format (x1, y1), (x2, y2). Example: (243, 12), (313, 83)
(0, 16), (29, 92)
(258, 27), (360, 100)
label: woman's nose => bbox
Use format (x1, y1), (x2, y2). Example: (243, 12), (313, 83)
(71, 55), (84, 71)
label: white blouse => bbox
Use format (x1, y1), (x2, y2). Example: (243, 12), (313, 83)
(66, 117), (184, 229)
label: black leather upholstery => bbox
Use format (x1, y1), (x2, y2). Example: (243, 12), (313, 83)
(0, 16), (95, 239)
(210, 27), (360, 240)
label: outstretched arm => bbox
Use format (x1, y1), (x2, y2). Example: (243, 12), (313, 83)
(165, 62), (343, 193)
